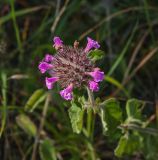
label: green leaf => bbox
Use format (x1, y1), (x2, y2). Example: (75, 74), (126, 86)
(68, 102), (84, 134)
(99, 98), (122, 134)
(126, 98), (143, 119)
(39, 139), (57, 160)
(24, 89), (46, 112)
(115, 134), (140, 157)
(88, 49), (104, 61)
(16, 114), (37, 137)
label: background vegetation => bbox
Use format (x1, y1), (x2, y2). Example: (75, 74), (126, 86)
(0, 0), (158, 159)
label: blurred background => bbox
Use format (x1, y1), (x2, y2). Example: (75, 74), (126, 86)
(0, 0), (158, 159)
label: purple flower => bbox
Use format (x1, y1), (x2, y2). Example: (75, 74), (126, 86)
(60, 84), (73, 100)
(89, 81), (99, 92)
(38, 62), (53, 74)
(84, 37), (100, 53)
(53, 36), (63, 49)
(45, 77), (59, 89)
(87, 68), (104, 82)
(38, 36), (104, 101)
(44, 54), (54, 63)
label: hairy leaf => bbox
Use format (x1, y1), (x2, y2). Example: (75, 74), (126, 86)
(99, 98), (122, 134)
(115, 134), (140, 157)
(68, 102), (84, 134)
(126, 98), (143, 119)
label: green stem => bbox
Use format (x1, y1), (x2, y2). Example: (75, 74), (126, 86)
(91, 113), (95, 141)
(87, 108), (92, 137)
(86, 87), (95, 138)
(86, 87), (96, 160)
(86, 87), (95, 108)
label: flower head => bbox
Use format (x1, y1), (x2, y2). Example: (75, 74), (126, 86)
(84, 37), (100, 53)
(87, 68), (104, 82)
(53, 36), (63, 49)
(89, 81), (99, 92)
(38, 37), (104, 100)
(38, 62), (53, 74)
(45, 77), (59, 89)
(60, 84), (73, 100)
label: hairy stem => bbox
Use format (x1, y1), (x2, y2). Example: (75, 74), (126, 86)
(86, 87), (95, 108)
(86, 87), (96, 160)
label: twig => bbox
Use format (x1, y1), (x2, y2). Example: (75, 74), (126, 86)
(51, 0), (69, 33)
(31, 92), (50, 160)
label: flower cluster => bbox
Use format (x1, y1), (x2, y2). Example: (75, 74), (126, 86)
(38, 37), (104, 100)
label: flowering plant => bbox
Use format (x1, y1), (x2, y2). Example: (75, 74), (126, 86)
(38, 36), (104, 100)
(36, 36), (156, 159)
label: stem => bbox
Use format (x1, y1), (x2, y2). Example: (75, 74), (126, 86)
(31, 92), (50, 160)
(86, 87), (96, 160)
(87, 108), (92, 137)
(87, 142), (96, 160)
(86, 87), (95, 108)
(91, 114), (95, 142)
(86, 87), (95, 138)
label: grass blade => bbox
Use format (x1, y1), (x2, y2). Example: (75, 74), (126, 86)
(0, 6), (44, 25)
(0, 72), (7, 137)
(10, 0), (22, 49)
